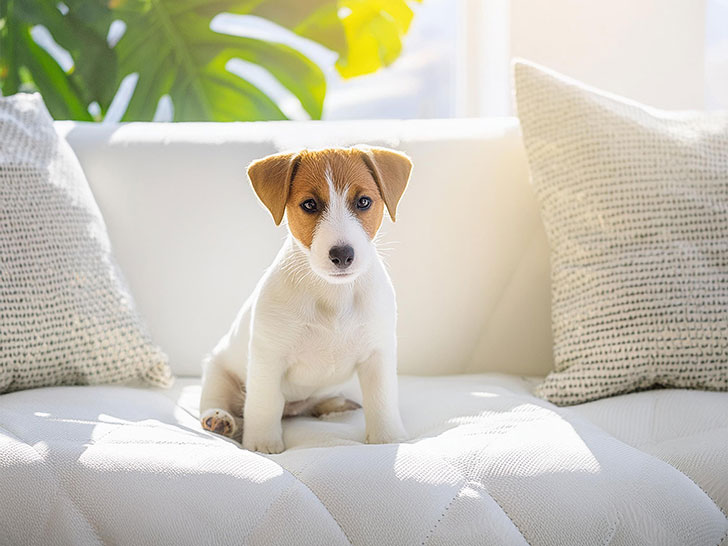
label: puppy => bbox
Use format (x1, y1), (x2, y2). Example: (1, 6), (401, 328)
(200, 146), (412, 454)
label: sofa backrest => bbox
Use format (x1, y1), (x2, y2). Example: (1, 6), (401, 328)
(56, 119), (552, 378)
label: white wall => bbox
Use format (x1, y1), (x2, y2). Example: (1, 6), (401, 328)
(510, 0), (707, 110)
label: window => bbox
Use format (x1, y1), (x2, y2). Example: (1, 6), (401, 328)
(214, 0), (510, 120)
(706, 0), (728, 109)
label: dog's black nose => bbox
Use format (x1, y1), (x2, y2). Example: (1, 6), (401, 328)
(329, 245), (355, 269)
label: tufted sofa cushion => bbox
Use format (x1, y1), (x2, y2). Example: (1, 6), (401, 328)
(1, 375), (726, 545)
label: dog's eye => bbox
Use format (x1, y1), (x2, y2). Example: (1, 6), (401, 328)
(356, 196), (372, 210)
(300, 199), (318, 213)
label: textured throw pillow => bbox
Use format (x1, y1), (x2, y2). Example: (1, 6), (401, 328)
(0, 93), (172, 393)
(514, 61), (728, 406)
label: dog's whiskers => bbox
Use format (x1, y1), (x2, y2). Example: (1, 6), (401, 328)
(375, 237), (399, 263)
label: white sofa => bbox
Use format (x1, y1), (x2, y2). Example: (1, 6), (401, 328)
(2, 119), (727, 545)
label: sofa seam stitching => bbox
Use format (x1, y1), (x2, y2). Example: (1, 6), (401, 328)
(417, 448), (532, 546)
(561, 406), (728, 523)
(237, 481), (301, 544)
(420, 479), (468, 546)
(634, 431), (728, 522)
(0, 423), (104, 545)
(274, 457), (355, 545)
(717, 526), (728, 546)
(634, 424), (728, 451)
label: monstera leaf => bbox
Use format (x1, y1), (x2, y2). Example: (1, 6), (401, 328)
(237, 0), (422, 78)
(0, 0), (115, 120)
(0, 0), (421, 121)
(112, 0), (327, 121)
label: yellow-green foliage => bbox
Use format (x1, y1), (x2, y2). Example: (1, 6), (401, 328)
(0, 0), (420, 121)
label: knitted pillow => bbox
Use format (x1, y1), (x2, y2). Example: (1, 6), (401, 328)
(0, 93), (172, 393)
(514, 61), (728, 405)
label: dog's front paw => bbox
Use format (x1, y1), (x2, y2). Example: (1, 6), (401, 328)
(243, 429), (285, 454)
(201, 408), (238, 438)
(366, 422), (408, 445)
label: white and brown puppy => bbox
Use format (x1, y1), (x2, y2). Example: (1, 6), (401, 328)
(200, 146), (412, 454)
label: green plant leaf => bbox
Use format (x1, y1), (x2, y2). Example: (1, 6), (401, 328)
(179, 0), (347, 54)
(0, 1), (22, 95)
(1, 0), (419, 121)
(244, 0), (347, 54)
(193, 22), (326, 118)
(227, 0), (421, 79)
(0, 0), (116, 117)
(336, 0), (419, 78)
(39, 1), (118, 109)
(1, 2), (93, 119)
(114, 0), (327, 121)
(171, 58), (284, 121)
(18, 27), (92, 119)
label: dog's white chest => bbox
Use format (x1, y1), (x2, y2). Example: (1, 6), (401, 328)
(282, 303), (369, 400)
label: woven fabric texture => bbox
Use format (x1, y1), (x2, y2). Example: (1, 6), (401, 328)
(514, 61), (728, 405)
(0, 94), (172, 393)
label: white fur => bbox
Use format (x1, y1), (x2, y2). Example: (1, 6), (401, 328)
(308, 167), (374, 283)
(200, 181), (407, 454)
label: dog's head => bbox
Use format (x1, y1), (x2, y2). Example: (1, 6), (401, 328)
(248, 146), (412, 284)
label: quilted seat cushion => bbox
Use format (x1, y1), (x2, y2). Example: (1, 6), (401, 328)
(1, 375), (726, 545)
(568, 388), (728, 513)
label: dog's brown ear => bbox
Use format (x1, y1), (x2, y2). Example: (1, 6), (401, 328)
(357, 146), (412, 221)
(247, 151), (301, 225)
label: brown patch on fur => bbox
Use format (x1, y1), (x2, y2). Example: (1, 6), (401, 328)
(357, 146), (412, 221)
(345, 172), (385, 240)
(285, 151), (331, 248)
(247, 151), (300, 225)
(249, 147), (411, 246)
(285, 148), (386, 247)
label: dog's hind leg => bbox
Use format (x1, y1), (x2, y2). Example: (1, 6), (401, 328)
(311, 396), (362, 418)
(200, 355), (245, 440)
